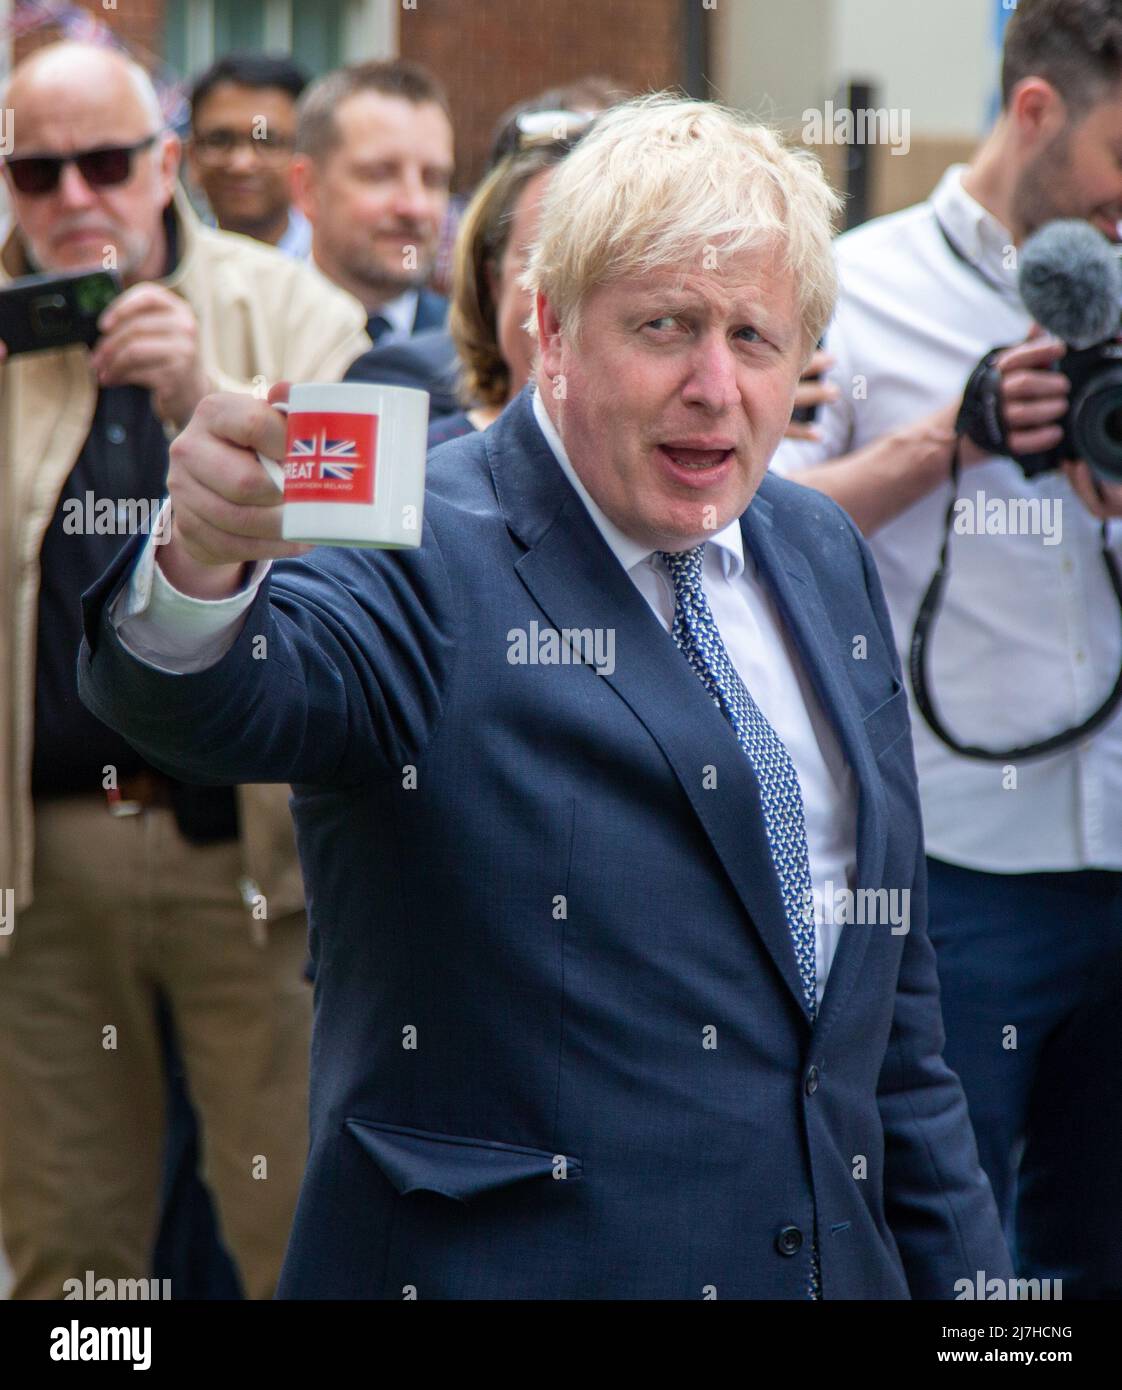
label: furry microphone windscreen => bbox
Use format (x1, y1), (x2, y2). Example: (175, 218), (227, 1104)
(1019, 219), (1122, 350)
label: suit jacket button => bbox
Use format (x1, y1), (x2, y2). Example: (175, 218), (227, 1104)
(805, 1065), (820, 1095)
(776, 1226), (803, 1256)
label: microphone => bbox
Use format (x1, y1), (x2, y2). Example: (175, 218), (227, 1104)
(1018, 218), (1122, 349)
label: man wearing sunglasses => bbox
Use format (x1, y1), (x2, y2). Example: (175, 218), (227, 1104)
(0, 40), (369, 1301)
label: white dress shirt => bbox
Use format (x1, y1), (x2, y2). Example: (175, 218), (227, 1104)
(110, 387), (859, 999)
(371, 288), (419, 340)
(772, 165), (1122, 874)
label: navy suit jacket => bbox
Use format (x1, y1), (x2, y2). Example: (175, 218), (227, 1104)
(345, 327), (460, 419)
(413, 285), (448, 335)
(78, 385), (1011, 1299)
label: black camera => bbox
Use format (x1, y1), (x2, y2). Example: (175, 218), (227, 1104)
(0, 269), (120, 356)
(1017, 333), (1122, 482)
(961, 216), (1122, 483)
(30, 292), (73, 338)
(958, 329), (1122, 485)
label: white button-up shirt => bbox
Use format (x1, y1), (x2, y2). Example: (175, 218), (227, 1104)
(111, 388), (859, 999)
(773, 164), (1122, 873)
(372, 288), (419, 340)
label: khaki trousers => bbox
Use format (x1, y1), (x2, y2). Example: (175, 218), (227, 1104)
(0, 796), (311, 1299)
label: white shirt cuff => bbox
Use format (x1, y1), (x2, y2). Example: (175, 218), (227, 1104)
(108, 500), (271, 673)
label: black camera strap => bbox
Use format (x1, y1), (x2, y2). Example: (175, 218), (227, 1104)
(909, 439), (1122, 761)
(934, 214), (1019, 300)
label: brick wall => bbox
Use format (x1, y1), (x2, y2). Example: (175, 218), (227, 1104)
(12, 0), (164, 68)
(398, 0), (687, 192)
(10, 0), (691, 190)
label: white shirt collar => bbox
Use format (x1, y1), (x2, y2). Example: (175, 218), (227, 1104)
(930, 163), (1019, 296)
(530, 386), (746, 580)
(378, 287), (419, 338)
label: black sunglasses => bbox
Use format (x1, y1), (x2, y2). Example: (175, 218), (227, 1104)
(4, 135), (159, 196)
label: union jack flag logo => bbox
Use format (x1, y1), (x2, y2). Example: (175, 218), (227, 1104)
(284, 410), (377, 504)
(288, 430), (363, 480)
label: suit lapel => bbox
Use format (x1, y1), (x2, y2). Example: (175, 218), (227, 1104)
(741, 496), (890, 1033)
(488, 391), (892, 1028)
(489, 391), (812, 1019)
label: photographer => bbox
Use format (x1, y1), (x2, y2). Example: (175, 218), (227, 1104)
(773, 0), (1122, 1294)
(0, 40), (368, 1299)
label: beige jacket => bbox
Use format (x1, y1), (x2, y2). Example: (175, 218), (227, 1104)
(0, 186), (371, 916)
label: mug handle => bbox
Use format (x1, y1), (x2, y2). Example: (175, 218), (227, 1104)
(257, 398), (289, 492)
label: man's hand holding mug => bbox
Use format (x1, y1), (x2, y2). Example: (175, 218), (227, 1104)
(159, 381), (429, 599)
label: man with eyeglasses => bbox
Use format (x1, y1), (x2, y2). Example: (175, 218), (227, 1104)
(187, 52), (311, 259)
(0, 40), (369, 1300)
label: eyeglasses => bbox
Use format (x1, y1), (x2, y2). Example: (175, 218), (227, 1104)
(192, 130), (295, 165)
(514, 109), (596, 151)
(3, 135), (159, 196)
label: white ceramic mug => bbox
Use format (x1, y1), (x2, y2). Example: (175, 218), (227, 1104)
(257, 381), (429, 548)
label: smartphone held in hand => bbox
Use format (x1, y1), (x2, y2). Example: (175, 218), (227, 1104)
(0, 268), (121, 356)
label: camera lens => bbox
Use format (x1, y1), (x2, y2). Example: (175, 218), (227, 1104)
(31, 292), (72, 338)
(1072, 365), (1122, 484)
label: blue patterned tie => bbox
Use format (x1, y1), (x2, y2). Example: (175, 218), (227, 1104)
(658, 543), (821, 1298)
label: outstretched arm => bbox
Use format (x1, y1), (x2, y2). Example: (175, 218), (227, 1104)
(78, 389), (457, 790)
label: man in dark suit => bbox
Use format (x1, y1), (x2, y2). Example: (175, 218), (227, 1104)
(344, 325), (460, 418)
(78, 95), (1011, 1299)
(289, 59), (453, 345)
(346, 80), (629, 416)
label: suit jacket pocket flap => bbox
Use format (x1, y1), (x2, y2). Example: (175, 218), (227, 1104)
(345, 1118), (581, 1201)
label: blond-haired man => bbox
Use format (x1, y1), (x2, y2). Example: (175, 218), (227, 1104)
(79, 95), (1010, 1299)
(0, 41), (368, 1299)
